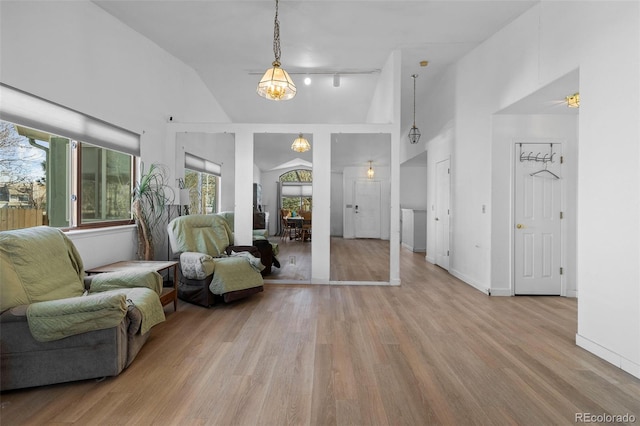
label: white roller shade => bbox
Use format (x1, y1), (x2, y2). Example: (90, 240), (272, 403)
(185, 152), (222, 176)
(0, 84), (140, 156)
(282, 184), (312, 197)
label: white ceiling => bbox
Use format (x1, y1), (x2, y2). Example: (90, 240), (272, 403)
(93, 0), (546, 171)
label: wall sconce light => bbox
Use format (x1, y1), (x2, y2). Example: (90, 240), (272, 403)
(566, 92), (580, 108)
(367, 161), (375, 179)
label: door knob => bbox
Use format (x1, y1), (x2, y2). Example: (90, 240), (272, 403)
(516, 224), (523, 229)
(435, 217), (439, 221)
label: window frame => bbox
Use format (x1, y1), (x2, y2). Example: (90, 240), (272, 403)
(75, 142), (136, 230)
(183, 168), (220, 215)
(0, 84), (140, 231)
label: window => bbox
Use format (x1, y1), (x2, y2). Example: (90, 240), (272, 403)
(0, 120), (134, 230)
(0, 84), (139, 231)
(183, 169), (218, 214)
(79, 143), (133, 224)
(280, 169), (312, 213)
(183, 152), (221, 215)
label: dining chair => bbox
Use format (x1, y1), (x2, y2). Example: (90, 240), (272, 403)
(299, 210), (312, 241)
(280, 209), (295, 240)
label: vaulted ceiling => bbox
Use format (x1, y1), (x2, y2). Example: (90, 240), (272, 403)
(94, 1), (539, 124)
(93, 1), (540, 170)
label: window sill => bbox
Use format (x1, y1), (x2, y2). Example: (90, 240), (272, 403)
(65, 224), (137, 240)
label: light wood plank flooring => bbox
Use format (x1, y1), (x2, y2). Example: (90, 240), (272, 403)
(267, 237), (390, 282)
(2, 246), (639, 425)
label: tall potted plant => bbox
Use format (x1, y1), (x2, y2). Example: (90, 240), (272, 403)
(132, 163), (172, 260)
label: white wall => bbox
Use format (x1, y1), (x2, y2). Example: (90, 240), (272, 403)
(0, 1), (228, 266)
(401, 65), (456, 165)
(418, 1), (640, 377)
(569, 4), (640, 378)
(366, 52), (399, 124)
(400, 166), (428, 210)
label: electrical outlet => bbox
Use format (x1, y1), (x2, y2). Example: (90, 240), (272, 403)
(289, 256), (296, 265)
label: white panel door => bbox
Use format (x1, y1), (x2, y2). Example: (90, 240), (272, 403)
(354, 180), (381, 238)
(435, 159), (450, 270)
(514, 143), (562, 295)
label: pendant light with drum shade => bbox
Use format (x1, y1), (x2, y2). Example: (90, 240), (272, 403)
(408, 74), (421, 144)
(257, 0), (296, 101)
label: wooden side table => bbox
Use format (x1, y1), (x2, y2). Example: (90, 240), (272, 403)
(86, 260), (179, 311)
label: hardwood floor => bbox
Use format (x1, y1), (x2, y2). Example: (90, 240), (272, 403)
(2, 246), (639, 425)
(267, 238), (312, 282)
(267, 237), (390, 282)
(329, 238), (389, 282)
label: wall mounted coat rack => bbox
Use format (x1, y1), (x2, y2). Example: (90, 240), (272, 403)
(519, 143), (556, 164)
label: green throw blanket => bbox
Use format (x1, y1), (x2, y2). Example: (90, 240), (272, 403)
(209, 256), (264, 295)
(27, 292), (128, 342)
(1, 226), (165, 342)
(26, 270), (166, 342)
(90, 270), (165, 335)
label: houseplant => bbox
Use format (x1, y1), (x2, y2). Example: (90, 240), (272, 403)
(132, 162), (172, 260)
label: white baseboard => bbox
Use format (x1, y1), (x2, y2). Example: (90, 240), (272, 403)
(328, 280), (393, 286)
(401, 242), (413, 251)
(489, 288), (512, 297)
(576, 334), (640, 379)
(401, 243), (426, 253)
(425, 254), (436, 264)
(263, 279), (315, 285)
(450, 269), (490, 295)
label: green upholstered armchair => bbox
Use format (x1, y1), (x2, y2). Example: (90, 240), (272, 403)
(0, 226), (165, 390)
(167, 214), (265, 307)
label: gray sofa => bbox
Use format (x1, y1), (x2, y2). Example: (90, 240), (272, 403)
(0, 226), (165, 391)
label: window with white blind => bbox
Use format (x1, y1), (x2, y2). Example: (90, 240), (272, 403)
(183, 152), (221, 214)
(279, 169), (312, 213)
(0, 84), (139, 230)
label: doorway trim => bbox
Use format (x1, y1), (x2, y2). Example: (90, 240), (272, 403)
(434, 157), (451, 271)
(512, 141), (567, 296)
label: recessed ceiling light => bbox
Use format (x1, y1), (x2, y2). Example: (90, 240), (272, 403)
(420, 60), (429, 67)
(304, 77), (312, 85)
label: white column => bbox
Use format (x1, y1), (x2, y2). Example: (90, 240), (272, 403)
(312, 131), (331, 283)
(234, 130), (254, 246)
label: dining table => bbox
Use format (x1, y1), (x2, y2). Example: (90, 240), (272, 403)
(286, 216), (311, 241)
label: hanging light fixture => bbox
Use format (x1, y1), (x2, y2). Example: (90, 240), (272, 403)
(367, 161), (375, 179)
(565, 92), (580, 108)
(291, 133), (311, 152)
(257, 0), (296, 101)
(408, 74), (421, 144)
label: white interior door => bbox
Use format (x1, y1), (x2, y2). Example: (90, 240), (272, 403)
(435, 159), (450, 270)
(354, 180), (381, 238)
(514, 143), (562, 295)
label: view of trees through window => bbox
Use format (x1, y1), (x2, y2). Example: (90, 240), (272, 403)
(280, 169), (312, 213)
(184, 169), (218, 214)
(0, 120), (133, 230)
